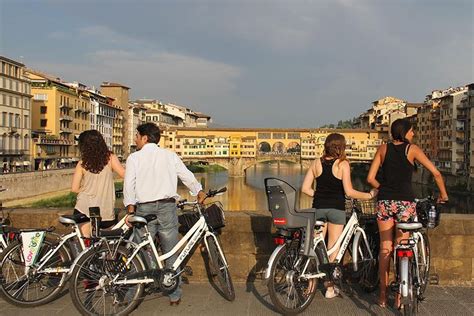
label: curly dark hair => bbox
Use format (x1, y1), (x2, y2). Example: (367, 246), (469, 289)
(78, 130), (111, 174)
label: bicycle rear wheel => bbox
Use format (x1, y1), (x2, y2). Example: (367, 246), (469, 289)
(353, 230), (379, 292)
(0, 238), (70, 307)
(267, 243), (317, 315)
(416, 232), (430, 297)
(205, 235), (235, 301)
(400, 257), (417, 316)
(69, 244), (145, 315)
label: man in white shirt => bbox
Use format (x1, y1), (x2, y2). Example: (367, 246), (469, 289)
(124, 122), (205, 305)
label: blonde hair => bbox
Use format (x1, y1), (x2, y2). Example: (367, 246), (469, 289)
(322, 133), (347, 163)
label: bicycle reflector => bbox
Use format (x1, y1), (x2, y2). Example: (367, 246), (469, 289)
(273, 237), (285, 245)
(273, 218), (287, 225)
(396, 249), (414, 258)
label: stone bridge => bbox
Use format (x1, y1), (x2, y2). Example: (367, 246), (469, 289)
(183, 154), (373, 177)
(183, 154), (309, 177)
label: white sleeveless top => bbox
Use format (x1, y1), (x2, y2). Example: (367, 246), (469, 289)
(74, 161), (115, 221)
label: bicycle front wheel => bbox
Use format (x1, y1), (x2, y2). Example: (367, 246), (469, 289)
(69, 244), (145, 316)
(416, 232), (430, 297)
(0, 238), (70, 307)
(205, 235), (235, 301)
(267, 243), (317, 315)
(353, 230), (379, 292)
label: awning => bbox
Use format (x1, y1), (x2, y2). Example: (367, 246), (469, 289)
(71, 157), (79, 162)
(60, 158), (67, 163)
(14, 162), (22, 166)
(23, 161), (31, 166)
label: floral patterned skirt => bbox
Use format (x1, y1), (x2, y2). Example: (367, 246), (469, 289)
(376, 200), (417, 222)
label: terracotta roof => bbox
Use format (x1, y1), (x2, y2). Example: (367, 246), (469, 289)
(101, 82), (130, 89)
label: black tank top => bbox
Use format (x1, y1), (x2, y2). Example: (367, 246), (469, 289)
(312, 158), (346, 210)
(377, 143), (415, 202)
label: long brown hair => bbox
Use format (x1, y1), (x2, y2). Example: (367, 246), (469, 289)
(322, 133), (347, 163)
(78, 130), (111, 174)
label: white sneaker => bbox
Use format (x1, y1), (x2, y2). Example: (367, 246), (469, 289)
(325, 286), (340, 299)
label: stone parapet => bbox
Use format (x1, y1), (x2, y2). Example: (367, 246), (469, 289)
(6, 209), (473, 285)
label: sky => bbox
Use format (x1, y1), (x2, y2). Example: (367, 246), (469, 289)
(0, 0), (472, 128)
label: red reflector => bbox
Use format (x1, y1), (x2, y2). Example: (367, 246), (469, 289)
(396, 249), (413, 258)
(8, 232), (15, 240)
(84, 239), (91, 247)
(273, 237), (285, 245)
(273, 218), (287, 225)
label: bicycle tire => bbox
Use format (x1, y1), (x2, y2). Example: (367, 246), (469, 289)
(267, 244), (317, 314)
(401, 258), (417, 316)
(69, 244), (145, 316)
(205, 235), (235, 301)
(0, 238), (70, 307)
(417, 232), (430, 297)
(353, 230), (379, 292)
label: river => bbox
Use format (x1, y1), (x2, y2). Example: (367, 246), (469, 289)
(176, 162), (473, 214)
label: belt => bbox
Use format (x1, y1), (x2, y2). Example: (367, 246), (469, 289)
(139, 198), (176, 205)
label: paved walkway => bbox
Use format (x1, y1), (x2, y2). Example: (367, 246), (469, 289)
(0, 282), (472, 316)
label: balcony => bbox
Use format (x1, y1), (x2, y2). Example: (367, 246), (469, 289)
(74, 108), (83, 113)
(60, 127), (73, 134)
(59, 115), (74, 122)
(457, 114), (467, 120)
(456, 138), (466, 144)
(59, 103), (72, 109)
(0, 149), (26, 156)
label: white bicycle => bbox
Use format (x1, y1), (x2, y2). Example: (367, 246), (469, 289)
(68, 187), (234, 315)
(0, 211), (130, 307)
(264, 178), (379, 314)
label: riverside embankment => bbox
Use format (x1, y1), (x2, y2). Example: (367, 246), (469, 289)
(8, 208), (474, 286)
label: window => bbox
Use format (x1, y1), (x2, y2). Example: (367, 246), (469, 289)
(24, 115), (29, 129)
(40, 119), (47, 127)
(40, 106), (47, 114)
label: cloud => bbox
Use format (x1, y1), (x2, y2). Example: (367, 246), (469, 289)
(29, 49), (242, 113)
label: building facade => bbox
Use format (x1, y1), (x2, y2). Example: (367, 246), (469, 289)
(88, 89), (119, 151)
(27, 71), (87, 170)
(101, 82), (129, 159)
(0, 56), (32, 173)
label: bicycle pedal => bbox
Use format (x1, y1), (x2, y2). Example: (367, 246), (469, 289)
(184, 266), (193, 276)
(429, 274), (439, 285)
(389, 281), (398, 292)
(182, 276), (190, 284)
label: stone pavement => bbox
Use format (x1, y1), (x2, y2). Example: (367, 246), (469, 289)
(0, 282), (472, 316)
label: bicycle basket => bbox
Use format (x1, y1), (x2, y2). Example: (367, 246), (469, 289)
(416, 199), (440, 228)
(178, 202), (225, 234)
(347, 198), (377, 217)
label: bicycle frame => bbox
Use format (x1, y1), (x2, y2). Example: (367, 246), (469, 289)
(265, 211), (374, 280)
(394, 231), (426, 299)
(115, 210), (225, 286)
(25, 216), (129, 276)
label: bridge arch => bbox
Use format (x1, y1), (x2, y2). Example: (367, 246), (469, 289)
(287, 141), (300, 154)
(272, 142), (285, 153)
(258, 141), (271, 153)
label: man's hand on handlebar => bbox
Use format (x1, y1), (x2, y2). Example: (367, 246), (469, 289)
(197, 190), (206, 204)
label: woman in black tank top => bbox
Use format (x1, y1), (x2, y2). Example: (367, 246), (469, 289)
(367, 118), (449, 308)
(302, 133), (376, 298)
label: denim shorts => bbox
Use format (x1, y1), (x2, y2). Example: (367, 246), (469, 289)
(314, 208), (346, 225)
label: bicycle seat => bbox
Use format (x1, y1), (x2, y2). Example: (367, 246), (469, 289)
(396, 222), (423, 231)
(59, 213), (90, 225)
(315, 220), (326, 228)
(100, 228), (126, 238)
(128, 214), (157, 226)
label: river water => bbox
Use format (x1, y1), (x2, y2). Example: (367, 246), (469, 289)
(176, 162), (473, 214)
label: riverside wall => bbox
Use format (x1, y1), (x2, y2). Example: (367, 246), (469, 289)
(7, 209), (474, 286)
(0, 169), (75, 201)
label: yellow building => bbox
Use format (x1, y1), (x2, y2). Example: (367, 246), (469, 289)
(160, 127), (383, 162)
(0, 56), (32, 172)
(27, 71), (89, 170)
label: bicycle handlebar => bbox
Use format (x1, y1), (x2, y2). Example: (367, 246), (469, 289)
(176, 187), (227, 209)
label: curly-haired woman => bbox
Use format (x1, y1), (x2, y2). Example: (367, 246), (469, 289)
(71, 130), (125, 236)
